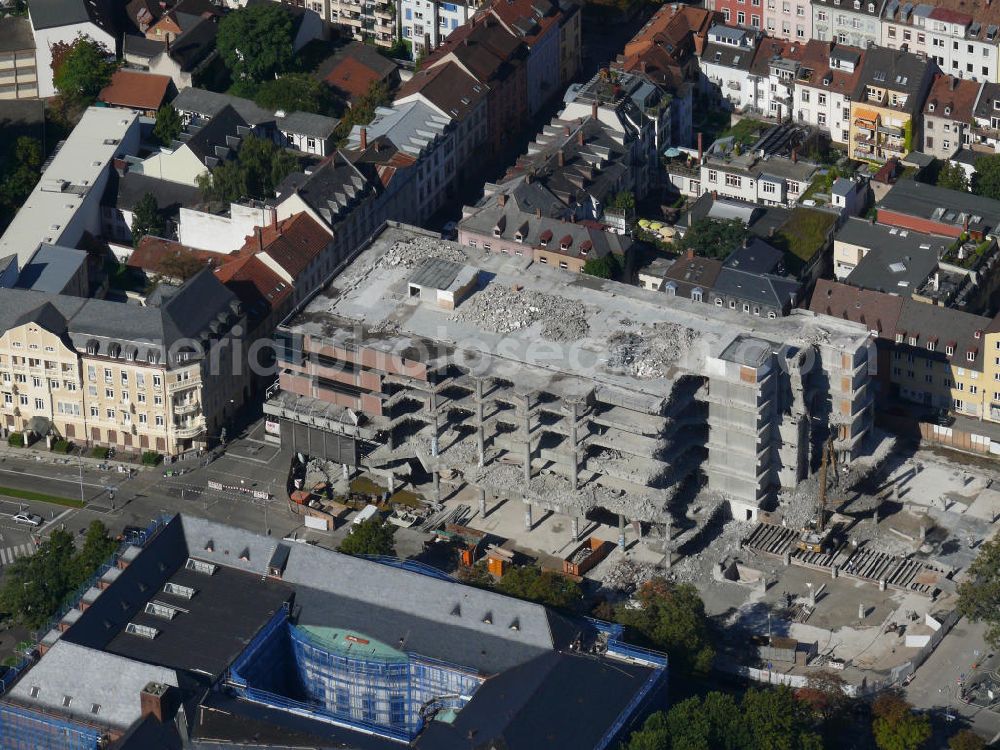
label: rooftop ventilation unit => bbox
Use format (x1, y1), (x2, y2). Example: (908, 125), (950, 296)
(185, 558), (216, 575)
(163, 582), (196, 599)
(125, 622), (160, 639)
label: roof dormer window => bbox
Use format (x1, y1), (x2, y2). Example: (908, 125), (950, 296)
(895, 332), (905, 344)
(909, 335), (918, 346)
(539, 229), (552, 247)
(928, 102), (935, 112)
(580, 240), (592, 256)
(945, 106), (951, 116)
(975, 329), (983, 339)
(560, 235), (572, 251)
(946, 343), (955, 356)
(968, 350), (977, 362)
(926, 341), (936, 352)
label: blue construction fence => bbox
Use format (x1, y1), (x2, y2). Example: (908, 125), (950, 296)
(0, 702), (104, 750)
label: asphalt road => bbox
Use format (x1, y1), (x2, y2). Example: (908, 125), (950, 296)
(905, 617), (1000, 742)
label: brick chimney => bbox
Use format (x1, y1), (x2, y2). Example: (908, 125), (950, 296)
(360, 127), (368, 151)
(591, 101), (598, 120)
(791, 147), (798, 163)
(685, 248), (695, 260)
(498, 193), (506, 207)
(140, 682), (173, 723)
(577, 130), (584, 146)
(557, 149), (565, 167)
(257, 226), (264, 254)
(697, 132), (703, 162)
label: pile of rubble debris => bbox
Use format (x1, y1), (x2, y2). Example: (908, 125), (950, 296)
(600, 558), (660, 597)
(606, 322), (697, 379)
(379, 235), (468, 269)
(452, 285), (590, 342)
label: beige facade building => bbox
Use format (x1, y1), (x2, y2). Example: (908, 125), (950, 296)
(0, 270), (247, 455)
(0, 18), (37, 99)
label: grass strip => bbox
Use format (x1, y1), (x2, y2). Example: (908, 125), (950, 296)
(0, 486), (85, 508)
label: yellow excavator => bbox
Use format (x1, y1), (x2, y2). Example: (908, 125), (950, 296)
(797, 436), (838, 554)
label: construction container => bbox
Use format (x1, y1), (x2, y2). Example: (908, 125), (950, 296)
(562, 537), (612, 577)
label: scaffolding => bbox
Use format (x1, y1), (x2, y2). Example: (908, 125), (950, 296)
(0, 702), (104, 750)
(228, 608), (483, 743)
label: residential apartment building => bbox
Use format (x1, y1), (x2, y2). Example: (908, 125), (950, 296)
(394, 61), (489, 188)
(487, 0), (565, 114)
(709, 0), (812, 40)
(811, 279), (1000, 424)
(345, 99), (455, 225)
(811, 0), (884, 49)
(457, 179), (635, 272)
(794, 41), (865, 143)
(321, 0), (394, 47)
(400, 0), (479, 57)
(922, 74), (980, 158)
(700, 25), (762, 112)
(882, 0), (1000, 84)
(971, 81), (1000, 153)
(877, 179), (1000, 239)
(0, 17), (38, 99)
(557, 0), (582, 86)
(750, 36), (809, 121)
(849, 47), (934, 163)
(0, 271), (246, 454)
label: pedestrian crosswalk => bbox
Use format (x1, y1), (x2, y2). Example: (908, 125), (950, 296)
(0, 542), (35, 565)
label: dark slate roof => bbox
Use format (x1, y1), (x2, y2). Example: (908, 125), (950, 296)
(713, 266), (801, 308)
(895, 296), (992, 370)
(172, 86), (273, 124)
(974, 81), (1000, 119)
(853, 46), (931, 107)
(274, 154), (376, 227)
(278, 110), (338, 139)
(416, 650), (658, 750)
(124, 33), (166, 59)
(168, 16), (218, 71)
(723, 237), (784, 275)
(0, 16), (35, 52)
(112, 171), (204, 214)
(837, 217), (947, 293)
(664, 252), (723, 297)
(180, 104), (248, 166)
(27, 0), (112, 31)
(879, 180), (1000, 236)
(0, 269), (241, 365)
(15, 243), (87, 294)
(702, 40), (755, 71)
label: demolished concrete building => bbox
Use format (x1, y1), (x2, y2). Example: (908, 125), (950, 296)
(265, 223), (874, 534)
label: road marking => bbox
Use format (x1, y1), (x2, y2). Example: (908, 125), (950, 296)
(39, 508), (75, 535)
(0, 468), (104, 489)
(1, 549), (8, 564)
(0, 541), (36, 565)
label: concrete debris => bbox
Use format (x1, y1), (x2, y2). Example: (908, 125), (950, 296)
(451, 285), (590, 342)
(367, 318), (400, 336)
(600, 558), (659, 596)
(669, 519), (753, 586)
(379, 235), (468, 269)
(606, 322), (697, 379)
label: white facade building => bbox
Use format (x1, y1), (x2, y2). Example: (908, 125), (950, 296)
(700, 25), (762, 113)
(400, 0), (480, 57)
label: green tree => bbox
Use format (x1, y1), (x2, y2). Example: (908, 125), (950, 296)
(153, 104), (182, 146)
(615, 577), (714, 675)
(937, 161), (969, 192)
(338, 517), (396, 556)
(972, 154), (1000, 200)
(334, 80), (391, 144)
(871, 694), (931, 750)
(609, 190), (636, 214)
(217, 3), (294, 84)
(582, 253), (621, 279)
(495, 565), (582, 609)
(52, 34), (116, 106)
(255, 73), (336, 115)
(957, 538), (1000, 648)
(71, 521), (117, 584)
(796, 670), (850, 722)
(949, 729), (986, 750)
(198, 135), (298, 203)
(677, 217), (748, 260)
(743, 687), (824, 750)
(624, 710), (671, 750)
(130, 192), (164, 247)
(665, 692), (752, 750)
(1, 136), (43, 209)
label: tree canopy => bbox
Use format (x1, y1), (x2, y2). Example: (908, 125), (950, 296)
(51, 34), (116, 106)
(582, 253), (621, 279)
(615, 577), (715, 675)
(972, 154), (1000, 200)
(936, 161), (969, 193)
(255, 73), (338, 116)
(131, 192), (164, 248)
(197, 135), (299, 203)
(949, 729), (986, 750)
(871, 694), (931, 750)
(217, 3), (294, 84)
(957, 537), (1000, 648)
(0, 521), (117, 629)
(677, 217), (748, 260)
(338, 517), (396, 556)
(153, 104), (183, 146)
(1, 136), (42, 214)
(624, 687), (822, 750)
(334, 80), (391, 144)
(495, 565), (582, 609)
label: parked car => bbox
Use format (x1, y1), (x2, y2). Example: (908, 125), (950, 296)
(12, 512), (42, 527)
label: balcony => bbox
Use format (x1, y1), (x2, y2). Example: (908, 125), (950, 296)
(173, 400), (200, 416)
(173, 419), (205, 439)
(166, 377), (199, 394)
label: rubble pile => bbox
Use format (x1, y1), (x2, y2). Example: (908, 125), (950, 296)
(606, 322), (697, 379)
(452, 285), (590, 342)
(669, 519), (754, 585)
(379, 235), (468, 269)
(600, 558), (659, 596)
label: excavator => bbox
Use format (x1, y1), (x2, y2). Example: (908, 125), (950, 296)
(797, 436), (838, 554)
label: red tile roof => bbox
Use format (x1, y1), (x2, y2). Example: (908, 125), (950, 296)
(238, 212), (330, 279)
(322, 55), (384, 102)
(128, 236), (226, 277)
(923, 73), (981, 122)
(796, 40), (865, 98)
(215, 254), (292, 314)
(98, 70), (172, 111)
(807, 279), (903, 338)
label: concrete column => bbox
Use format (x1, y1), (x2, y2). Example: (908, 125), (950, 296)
(571, 516), (580, 542)
(569, 400), (579, 490)
(858, 602), (865, 620)
(831, 565), (839, 579)
(879, 579), (887, 592)
(475, 378), (485, 468)
(522, 392), (532, 485)
(433, 471), (441, 503)
(783, 551), (791, 566)
(430, 390), (439, 457)
(618, 514), (626, 551)
(388, 475), (395, 494)
(478, 486), (487, 517)
(524, 497), (533, 530)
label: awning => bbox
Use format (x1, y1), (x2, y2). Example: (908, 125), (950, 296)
(854, 108), (878, 125)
